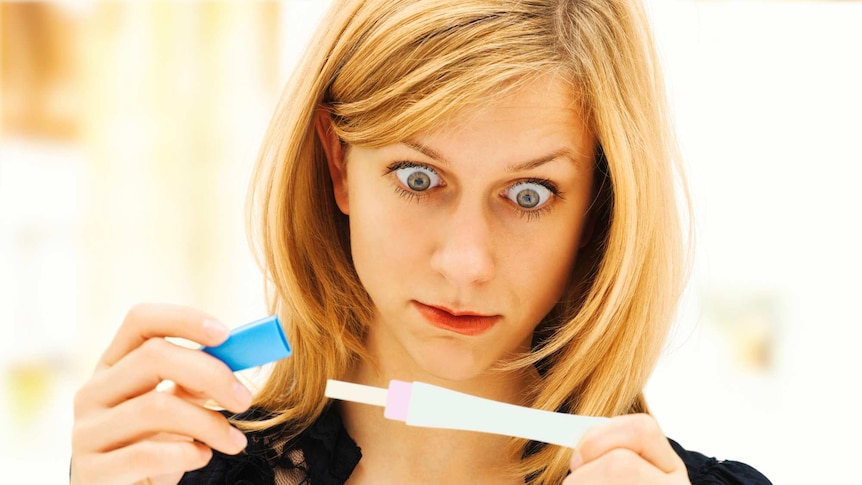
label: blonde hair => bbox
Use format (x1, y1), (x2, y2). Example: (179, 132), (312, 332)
(244, 0), (690, 483)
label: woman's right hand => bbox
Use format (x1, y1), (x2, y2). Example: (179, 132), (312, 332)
(70, 304), (254, 485)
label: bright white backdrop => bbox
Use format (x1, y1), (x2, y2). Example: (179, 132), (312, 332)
(1, 1), (860, 483)
(646, 2), (862, 483)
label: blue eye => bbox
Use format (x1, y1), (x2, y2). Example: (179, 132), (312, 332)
(395, 164), (441, 192)
(506, 182), (553, 209)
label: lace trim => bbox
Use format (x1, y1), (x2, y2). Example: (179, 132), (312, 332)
(211, 404), (361, 485)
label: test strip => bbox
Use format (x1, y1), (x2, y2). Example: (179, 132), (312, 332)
(325, 379), (608, 448)
(325, 379), (388, 407)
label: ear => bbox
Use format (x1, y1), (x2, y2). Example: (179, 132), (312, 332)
(579, 211), (597, 249)
(579, 149), (606, 249)
(315, 107), (349, 215)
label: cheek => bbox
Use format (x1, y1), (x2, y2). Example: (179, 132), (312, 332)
(347, 186), (430, 296)
(510, 217), (584, 313)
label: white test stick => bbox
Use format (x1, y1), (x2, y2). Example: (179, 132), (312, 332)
(325, 379), (608, 448)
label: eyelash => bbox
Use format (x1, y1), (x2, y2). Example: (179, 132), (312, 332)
(386, 161), (435, 202)
(385, 161), (563, 221)
(516, 179), (560, 222)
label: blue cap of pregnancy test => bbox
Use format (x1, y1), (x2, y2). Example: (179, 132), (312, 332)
(201, 315), (292, 371)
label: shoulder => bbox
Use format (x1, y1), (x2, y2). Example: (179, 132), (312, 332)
(179, 405), (360, 485)
(669, 438), (772, 485)
(179, 408), (279, 485)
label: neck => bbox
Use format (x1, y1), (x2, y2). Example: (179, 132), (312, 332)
(339, 348), (538, 484)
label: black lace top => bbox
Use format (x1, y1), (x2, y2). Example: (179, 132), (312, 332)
(179, 405), (771, 485)
(179, 405), (360, 485)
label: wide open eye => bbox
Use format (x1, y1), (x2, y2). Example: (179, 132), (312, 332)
(395, 164), (441, 192)
(505, 182), (553, 209)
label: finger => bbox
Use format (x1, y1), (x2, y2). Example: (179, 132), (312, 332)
(73, 438), (212, 485)
(98, 303), (228, 369)
(162, 379), (216, 408)
(565, 448), (667, 484)
(78, 337), (252, 414)
(573, 414), (683, 474)
(74, 390), (247, 455)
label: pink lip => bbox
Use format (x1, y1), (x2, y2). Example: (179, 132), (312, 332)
(414, 302), (500, 336)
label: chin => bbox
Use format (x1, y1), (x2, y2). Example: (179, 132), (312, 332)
(421, 363), (487, 383)
(407, 340), (498, 383)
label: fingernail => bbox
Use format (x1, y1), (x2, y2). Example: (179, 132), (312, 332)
(230, 426), (247, 449)
(234, 381), (252, 407)
(203, 319), (230, 341)
(570, 450), (583, 470)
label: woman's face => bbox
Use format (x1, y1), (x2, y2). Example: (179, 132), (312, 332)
(326, 75), (596, 383)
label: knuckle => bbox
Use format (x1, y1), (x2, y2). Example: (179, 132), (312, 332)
(214, 363), (237, 387)
(143, 389), (177, 418)
(136, 440), (209, 473)
(604, 448), (638, 474)
(72, 386), (92, 416)
(198, 359), (234, 392)
(123, 303), (151, 326)
(206, 413), (234, 443)
(138, 440), (179, 470)
(180, 363), (225, 399)
(70, 421), (89, 450)
(577, 430), (601, 457)
(139, 336), (168, 358)
(129, 441), (163, 471)
(580, 425), (601, 444)
(190, 445), (213, 470)
(71, 456), (96, 484)
(626, 413), (656, 437)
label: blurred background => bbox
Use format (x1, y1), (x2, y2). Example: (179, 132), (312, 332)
(1, 1), (860, 482)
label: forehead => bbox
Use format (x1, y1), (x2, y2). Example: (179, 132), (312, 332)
(409, 75), (594, 164)
(448, 75), (582, 126)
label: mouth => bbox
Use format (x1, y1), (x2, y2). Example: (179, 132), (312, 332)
(414, 302), (500, 336)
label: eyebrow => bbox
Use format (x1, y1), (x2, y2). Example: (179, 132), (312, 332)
(401, 140), (579, 173)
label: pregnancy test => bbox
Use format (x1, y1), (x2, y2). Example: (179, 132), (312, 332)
(201, 315), (292, 371)
(325, 379), (608, 447)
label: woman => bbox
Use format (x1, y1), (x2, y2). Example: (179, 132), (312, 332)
(71, 0), (772, 483)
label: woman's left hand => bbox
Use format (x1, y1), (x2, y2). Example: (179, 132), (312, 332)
(564, 414), (691, 484)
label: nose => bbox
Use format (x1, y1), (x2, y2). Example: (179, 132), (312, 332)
(429, 201), (496, 285)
